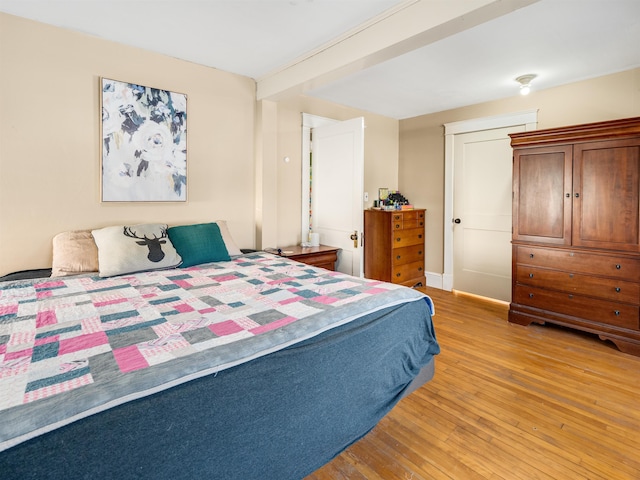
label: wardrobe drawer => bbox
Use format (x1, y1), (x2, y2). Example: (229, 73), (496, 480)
(514, 285), (639, 330)
(392, 244), (425, 266)
(516, 266), (640, 304)
(392, 261), (424, 284)
(516, 246), (640, 281)
(392, 228), (424, 248)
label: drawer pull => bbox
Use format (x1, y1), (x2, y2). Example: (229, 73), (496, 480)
(529, 253), (534, 258)
(614, 310), (620, 316)
(615, 287), (621, 293)
(529, 273), (534, 278)
(396, 255), (401, 260)
(529, 293), (534, 298)
(566, 193), (570, 197)
(569, 273), (574, 278)
(418, 251), (423, 255)
(418, 267), (423, 271)
(418, 234), (423, 239)
(419, 222), (424, 226)
(568, 294), (573, 299)
(396, 273), (401, 278)
(396, 238), (401, 242)
(616, 264), (621, 270)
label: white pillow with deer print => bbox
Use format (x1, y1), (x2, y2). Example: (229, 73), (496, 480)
(92, 223), (182, 277)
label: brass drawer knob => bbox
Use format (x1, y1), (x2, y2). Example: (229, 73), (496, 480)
(396, 237), (401, 242)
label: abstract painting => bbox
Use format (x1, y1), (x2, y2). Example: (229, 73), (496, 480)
(101, 78), (187, 202)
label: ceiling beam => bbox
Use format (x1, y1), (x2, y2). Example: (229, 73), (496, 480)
(257, 0), (540, 102)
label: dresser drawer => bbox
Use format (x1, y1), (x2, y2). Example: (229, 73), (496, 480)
(514, 285), (639, 330)
(516, 266), (640, 304)
(402, 210), (425, 229)
(392, 244), (425, 266)
(392, 261), (424, 283)
(392, 228), (424, 248)
(390, 211), (425, 230)
(516, 246), (640, 281)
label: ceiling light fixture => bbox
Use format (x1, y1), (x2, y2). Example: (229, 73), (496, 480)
(515, 74), (537, 95)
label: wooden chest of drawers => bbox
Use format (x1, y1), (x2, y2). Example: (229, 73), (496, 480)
(364, 209), (426, 287)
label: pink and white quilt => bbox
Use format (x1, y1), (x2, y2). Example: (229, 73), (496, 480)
(0, 253), (430, 451)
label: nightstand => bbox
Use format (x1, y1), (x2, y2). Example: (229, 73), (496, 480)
(277, 245), (340, 271)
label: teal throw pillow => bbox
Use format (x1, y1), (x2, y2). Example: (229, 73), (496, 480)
(167, 223), (230, 268)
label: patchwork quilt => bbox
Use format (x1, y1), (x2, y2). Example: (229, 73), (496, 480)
(0, 253), (431, 451)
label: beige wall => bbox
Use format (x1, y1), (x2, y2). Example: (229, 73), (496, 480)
(0, 13), (256, 276)
(12, 10), (632, 281)
(0, 12), (401, 276)
(399, 68), (640, 276)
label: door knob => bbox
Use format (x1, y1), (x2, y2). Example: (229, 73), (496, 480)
(349, 231), (358, 248)
(453, 218), (461, 224)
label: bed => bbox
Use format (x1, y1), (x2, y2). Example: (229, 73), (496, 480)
(0, 225), (439, 480)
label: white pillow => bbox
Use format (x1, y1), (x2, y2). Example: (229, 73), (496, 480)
(92, 223), (182, 277)
(215, 220), (243, 256)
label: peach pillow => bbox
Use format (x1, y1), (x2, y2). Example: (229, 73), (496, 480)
(51, 230), (99, 277)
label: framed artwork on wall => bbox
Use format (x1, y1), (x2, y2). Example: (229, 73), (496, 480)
(100, 78), (187, 202)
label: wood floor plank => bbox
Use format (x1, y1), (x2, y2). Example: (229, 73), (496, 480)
(307, 287), (640, 479)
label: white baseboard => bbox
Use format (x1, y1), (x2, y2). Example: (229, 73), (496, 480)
(425, 271), (451, 291)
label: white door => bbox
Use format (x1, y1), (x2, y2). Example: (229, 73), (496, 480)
(311, 117), (365, 276)
(452, 126), (524, 301)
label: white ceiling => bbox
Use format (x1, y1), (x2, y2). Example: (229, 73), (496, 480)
(1, 0), (639, 119)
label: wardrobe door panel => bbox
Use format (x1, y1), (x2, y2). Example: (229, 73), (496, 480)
(513, 145), (572, 245)
(573, 139), (640, 251)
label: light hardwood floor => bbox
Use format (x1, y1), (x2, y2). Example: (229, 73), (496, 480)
(306, 287), (640, 480)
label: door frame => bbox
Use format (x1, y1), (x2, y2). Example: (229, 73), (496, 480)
(301, 113), (338, 240)
(442, 110), (538, 291)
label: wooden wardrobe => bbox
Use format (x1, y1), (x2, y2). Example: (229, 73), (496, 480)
(510, 117), (640, 356)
